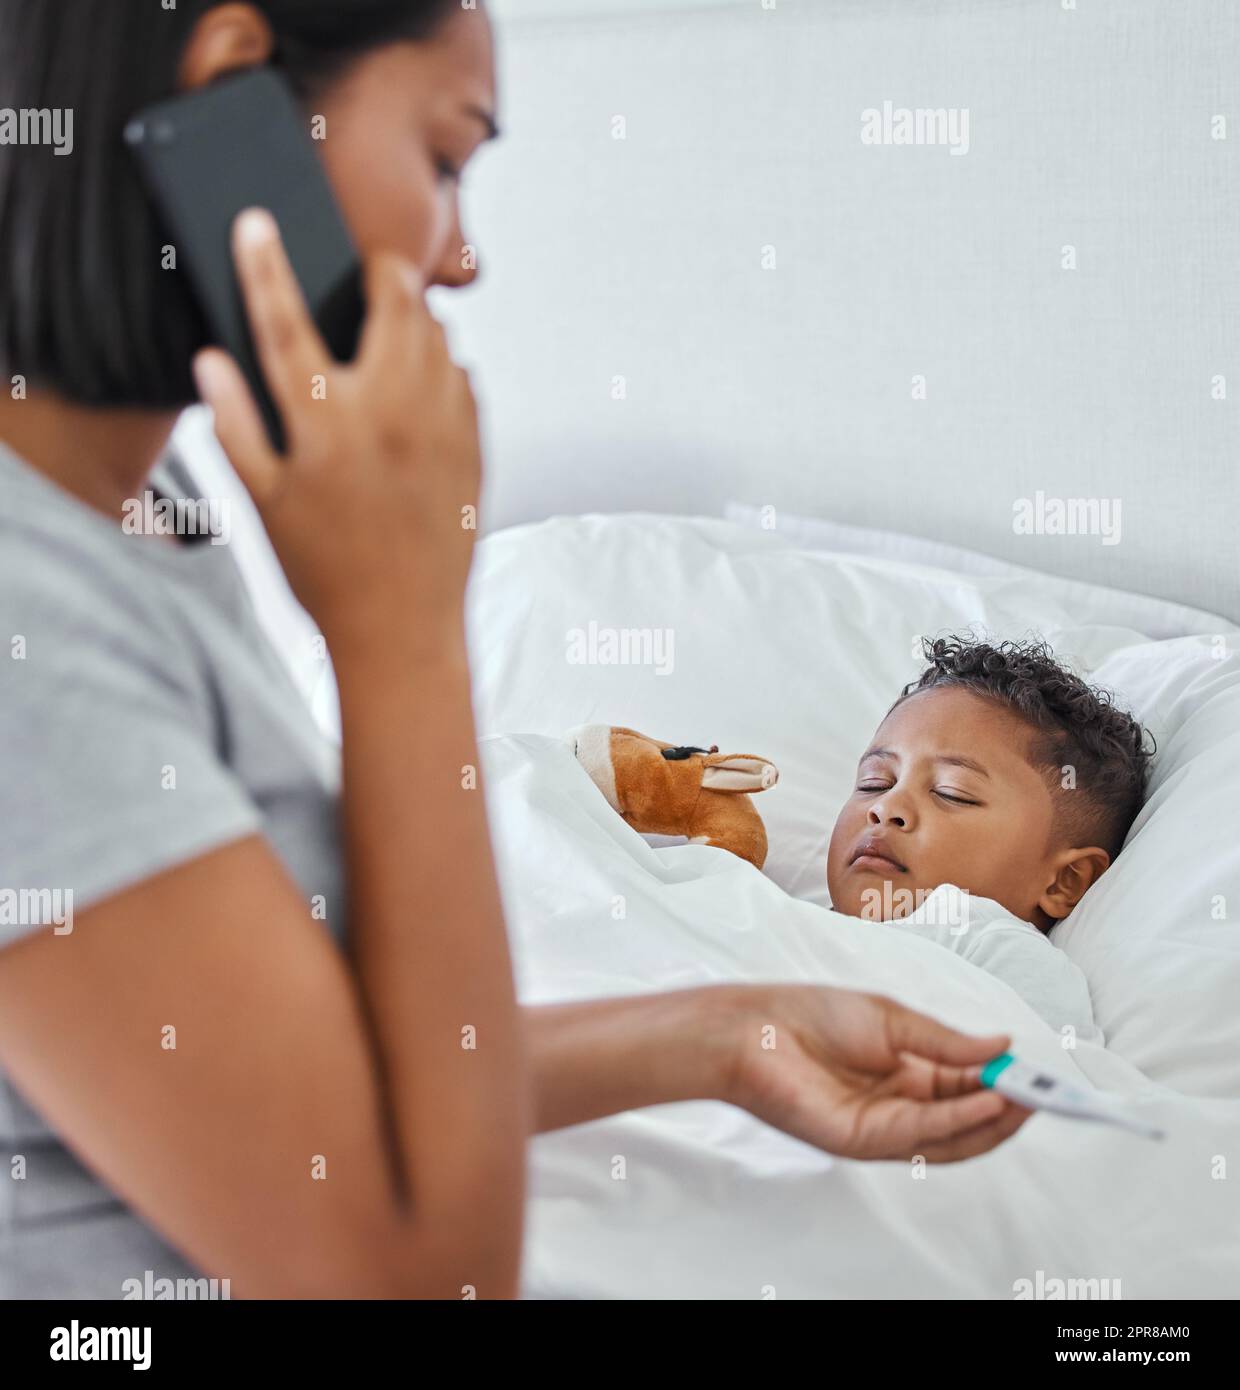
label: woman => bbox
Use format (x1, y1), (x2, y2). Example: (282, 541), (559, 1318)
(0, 0), (1029, 1299)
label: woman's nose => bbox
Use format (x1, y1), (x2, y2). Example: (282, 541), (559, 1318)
(428, 204), (481, 290)
(430, 241), (481, 290)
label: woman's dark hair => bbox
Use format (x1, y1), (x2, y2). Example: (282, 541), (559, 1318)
(0, 0), (460, 408)
(895, 633), (1155, 860)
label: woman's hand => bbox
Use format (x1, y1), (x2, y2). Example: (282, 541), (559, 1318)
(193, 207), (481, 649)
(721, 984), (1032, 1162)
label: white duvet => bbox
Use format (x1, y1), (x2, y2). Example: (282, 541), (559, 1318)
(464, 513), (1240, 1299)
(483, 732), (1237, 1299)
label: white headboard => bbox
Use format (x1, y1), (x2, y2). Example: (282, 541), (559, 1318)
(440, 0), (1239, 621)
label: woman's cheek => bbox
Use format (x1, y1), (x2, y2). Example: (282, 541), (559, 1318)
(428, 197), (454, 262)
(426, 188), (468, 276)
(318, 135), (435, 266)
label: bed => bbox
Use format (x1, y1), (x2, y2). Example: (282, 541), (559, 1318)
(171, 0), (1240, 1297)
(466, 512), (1240, 1298)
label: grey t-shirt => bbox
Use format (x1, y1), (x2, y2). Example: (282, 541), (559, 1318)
(0, 439), (344, 1299)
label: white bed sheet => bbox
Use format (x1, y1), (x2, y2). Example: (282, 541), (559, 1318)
(484, 732), (1239, 1299)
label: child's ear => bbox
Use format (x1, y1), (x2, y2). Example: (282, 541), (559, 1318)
(1038, 847), (1111, 920)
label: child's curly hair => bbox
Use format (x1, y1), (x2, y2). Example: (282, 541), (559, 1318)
(895, 634), (1155, 861)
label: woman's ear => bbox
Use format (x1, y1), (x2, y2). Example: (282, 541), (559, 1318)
(178, 2), (276, 91)
(1038, 847), (1111, 920)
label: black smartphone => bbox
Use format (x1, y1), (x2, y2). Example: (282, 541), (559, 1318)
(125, 67), (365, 452)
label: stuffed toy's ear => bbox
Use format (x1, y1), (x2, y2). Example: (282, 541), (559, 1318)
(701, 755), (779, 794)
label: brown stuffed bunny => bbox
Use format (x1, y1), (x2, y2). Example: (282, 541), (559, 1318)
(566, 724), (779, 869)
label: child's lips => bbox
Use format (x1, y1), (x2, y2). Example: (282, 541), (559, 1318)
(849, 840), (908, 872)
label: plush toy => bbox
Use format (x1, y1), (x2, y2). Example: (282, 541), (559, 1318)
(565, 724), (779, 869)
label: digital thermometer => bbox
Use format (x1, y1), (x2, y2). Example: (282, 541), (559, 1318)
(981, 1053), (1166, 1141)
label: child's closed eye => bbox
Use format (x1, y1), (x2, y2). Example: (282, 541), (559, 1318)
(855, 780), (980, 806)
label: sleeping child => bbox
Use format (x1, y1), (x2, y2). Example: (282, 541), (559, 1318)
(826, 634), (1154, 1046)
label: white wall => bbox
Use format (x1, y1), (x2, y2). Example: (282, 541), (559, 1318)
(432, 0), (1239, 620)
(488, 0), (749, 18)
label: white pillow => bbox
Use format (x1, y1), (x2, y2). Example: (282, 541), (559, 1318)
(723, 501), (1227, 643)
(467, 512), (1240, 1097)
(1051, 639), (1240, 1097)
